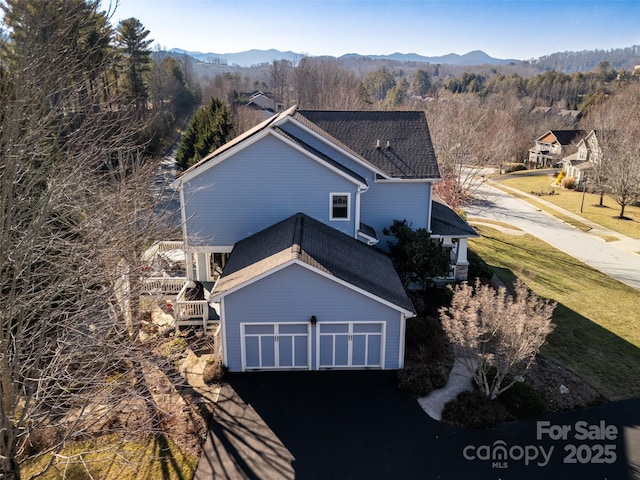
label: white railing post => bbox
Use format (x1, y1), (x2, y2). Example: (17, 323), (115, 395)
(174, 280), (210, 332)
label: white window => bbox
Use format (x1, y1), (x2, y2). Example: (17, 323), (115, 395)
(330, 193), (350, 220)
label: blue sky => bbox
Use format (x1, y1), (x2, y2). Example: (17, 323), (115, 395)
(109, 0), (640, 60)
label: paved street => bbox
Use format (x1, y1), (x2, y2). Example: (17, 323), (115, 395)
(466, 181), (640, 291)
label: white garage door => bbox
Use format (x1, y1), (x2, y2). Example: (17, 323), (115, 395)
(242, 323), (310, 370)
(317, 322), (384, 368)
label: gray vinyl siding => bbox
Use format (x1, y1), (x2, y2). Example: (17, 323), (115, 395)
(182, 134), (357, 246)
(280, 122), (433, 247)
(362, 181), (432, 248)
(221, 263), (403, 372)
(279, 123), (375, 181)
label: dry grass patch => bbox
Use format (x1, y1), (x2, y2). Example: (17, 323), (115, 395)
(495, 172), (640, 238)
(597, 235), (621, 243)
(467, 217), (523, 231)
(21, 434), (199, 480)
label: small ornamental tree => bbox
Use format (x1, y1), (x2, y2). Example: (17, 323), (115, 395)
(439, 279), (556, 400)
(383, 219), (451, 288)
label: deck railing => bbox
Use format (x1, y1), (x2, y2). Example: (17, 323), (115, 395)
(174, 282), (212, 332)
(175, 300), (209, 322)
(142, 240), (184, 262)
(141, 277), (186, 295)
(156, 240), (184, 252)
(211, 323), (223, 361)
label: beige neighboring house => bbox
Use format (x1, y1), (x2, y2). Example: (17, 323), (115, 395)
(527, 129), (585, 168)
(243, 91), (285, 118)
(563, 130), (601, 184)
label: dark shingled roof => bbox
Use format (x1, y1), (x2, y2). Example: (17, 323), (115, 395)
(430, 198), (478, 237)
(294, 110), (441, 179)
(548, 130), (585, 145)
(212, 213), (414, 313)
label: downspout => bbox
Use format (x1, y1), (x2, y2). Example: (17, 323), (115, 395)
(355, 183), (368, 239)
(178, 183), (193, 280)
(427, 182), (433, 233)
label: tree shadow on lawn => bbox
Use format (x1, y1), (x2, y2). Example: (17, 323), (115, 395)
(490, 265), (640, 402)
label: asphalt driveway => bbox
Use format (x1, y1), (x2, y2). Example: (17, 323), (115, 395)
(194, 371), (640, 479)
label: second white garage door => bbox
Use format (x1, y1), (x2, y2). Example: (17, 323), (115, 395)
(317, 322), (384, 368)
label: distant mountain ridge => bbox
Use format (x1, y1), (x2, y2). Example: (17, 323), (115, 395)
(169, 48), (307, 67)
(169, 47), (518, 67)
(341, 50), (519, 66)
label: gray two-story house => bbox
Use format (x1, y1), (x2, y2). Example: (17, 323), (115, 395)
(172, 107), (476, 372)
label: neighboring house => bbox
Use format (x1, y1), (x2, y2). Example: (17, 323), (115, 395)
(242, 91), (284, 118)
(530, 107), (582, 123)
(171, 106), (477, 371)
(527, 129), (584, 168)
(563, 130), (601, 184)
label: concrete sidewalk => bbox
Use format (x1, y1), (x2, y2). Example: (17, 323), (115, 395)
(418, 358), (475, 420)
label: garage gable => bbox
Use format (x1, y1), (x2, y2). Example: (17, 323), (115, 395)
(223, 262), (405, 371)
(210, 213), (414, 315)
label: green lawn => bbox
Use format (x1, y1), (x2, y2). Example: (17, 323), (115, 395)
(470, 225), (640, 401)
(493, 172), (640, 239)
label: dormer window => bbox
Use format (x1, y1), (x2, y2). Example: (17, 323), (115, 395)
(330, 193), (350, 220)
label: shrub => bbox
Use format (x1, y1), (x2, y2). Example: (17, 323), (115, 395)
(404, 313), (452, 364)
(383, 219), (451, 288)
(167, 337), (188, 355)
(442, 390), (513, 428)
(506, 163), (527, 173)
(483, 367), (548, 417)
(555, 170), (565, 185)
(499, 380), (548, 419)
(203, 360), (227, 384)
(442, 367), (548, 428)
(398, 364), (450, 397)
(467, 249), (493, 280)
(561, 176), (577, 190)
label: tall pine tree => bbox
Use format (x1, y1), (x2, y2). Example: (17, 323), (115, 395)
(116, 17), (153, 113)
(176, 97), (233, 170)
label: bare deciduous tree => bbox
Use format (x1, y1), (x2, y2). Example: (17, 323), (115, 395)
(270, 59), (293, 106)
(423, 92), (577, 209)
(0, 2), (194, 478)
(293, 57), (368, 110)
(439, 279), (556, 400)
(586, 82), (640, 218)
(424, 97), (494, 209)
